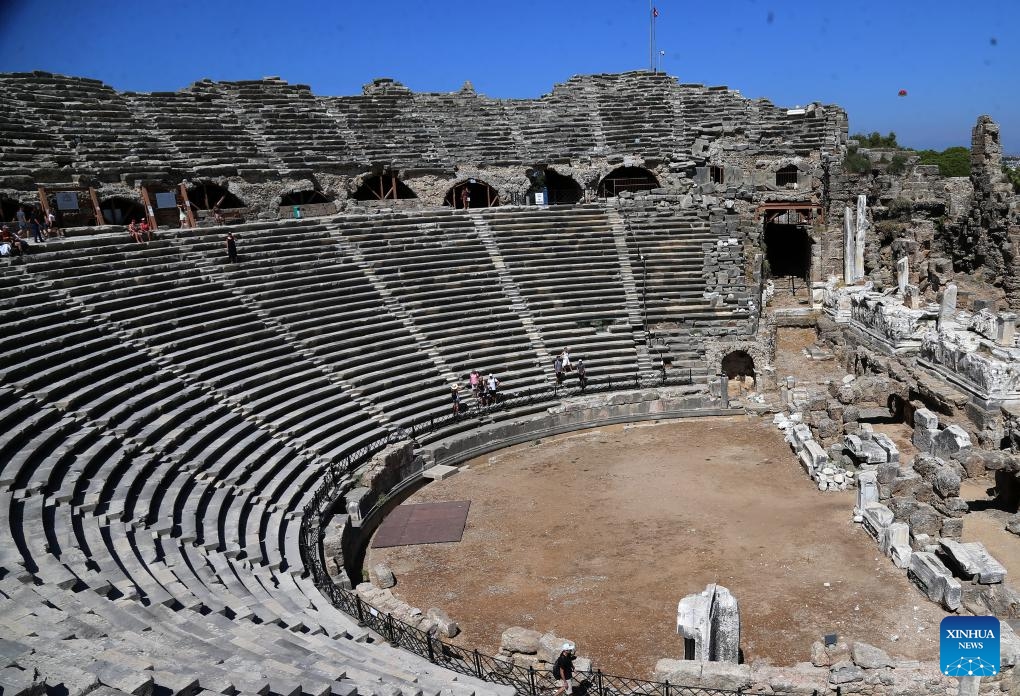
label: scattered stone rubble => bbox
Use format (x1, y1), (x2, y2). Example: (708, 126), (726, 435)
(497, 627), (591, 673)
(656, 628), (1020, 695)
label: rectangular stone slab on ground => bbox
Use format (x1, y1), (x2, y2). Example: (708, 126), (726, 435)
(371, 501), (471, 548)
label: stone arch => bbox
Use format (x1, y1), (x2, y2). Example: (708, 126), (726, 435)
(596, 166), (659, 197)
(721, 350), (756, 385)
(100, 196), (146, 226)
(703, 341), (771, 392)
(444, 179), (500, 209)
(544, 168), (583, 205)
(280, 189), (332, 206)
(352, 173), (417, 201)
(187, 182), (245, 210)
(775, 165), (799, 187)
(1, 197), (24, 224)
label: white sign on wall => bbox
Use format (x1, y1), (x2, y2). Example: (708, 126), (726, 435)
(155, 192), (178, 209)
(55, 192), (79, 210)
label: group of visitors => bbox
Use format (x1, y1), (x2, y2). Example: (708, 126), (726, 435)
(126, 219), (154, 243)
(452, 370), (502, 415)
(1, 205), (64, 257)
(554, 348), (587, 389)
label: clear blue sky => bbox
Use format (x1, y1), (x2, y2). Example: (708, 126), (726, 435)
(1, 0), (1017, 153)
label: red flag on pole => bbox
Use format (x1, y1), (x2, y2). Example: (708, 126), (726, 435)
(653, 7), (659, 17)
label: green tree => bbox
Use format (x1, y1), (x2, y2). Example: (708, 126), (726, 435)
(842, 145), (871, 174)
(1004, 164), (1020, 193)
(916, 147), (970, 177)
(852, 131), (900, 148)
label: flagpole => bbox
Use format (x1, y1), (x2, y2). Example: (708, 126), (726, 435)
(649, 0), (654, 71)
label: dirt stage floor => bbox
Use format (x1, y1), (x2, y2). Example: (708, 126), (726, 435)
(368, 417), (948, 676)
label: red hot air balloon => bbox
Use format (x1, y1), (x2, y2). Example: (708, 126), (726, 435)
(898, 89), (908, 97)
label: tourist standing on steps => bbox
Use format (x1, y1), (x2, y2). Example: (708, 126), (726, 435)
(16, 206), (27, 234)
(554, 355), (563, 386)
(225, 232), (238, 263)
(485, 373), (500, 404)
(451, 384), (462, 416)
(560, 347), (572, 372)
(460, 187), (470, 210)
(29, 215), (44, 243)
(45, 209), (61, 238)
(576, 359), (587, 390)
(469, 369), (480, 396)
(552, 643), (576, 696)
(178, 205), (189, 228)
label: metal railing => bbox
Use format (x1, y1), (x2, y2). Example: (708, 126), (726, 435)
(297, 372), (775, 696)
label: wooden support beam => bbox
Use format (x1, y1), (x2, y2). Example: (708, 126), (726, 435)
(88, 187), (105, 226)
(179, 184), (196, 228)
(36, 185), (51, 219)
(139, 186), (158, 230)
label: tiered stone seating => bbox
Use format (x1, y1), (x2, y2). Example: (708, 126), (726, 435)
(18, 236), (385, 464)
(183, 218), (452, 427)
(624, 207), (751, 381)
(0, 71), (844, 190)
(1, 249), (512, 696)
(126, 81), (272, 178)
(0, 73), (171, 185)
(223, 79), (356, 175)
(327, 80), (445, 168)
(342, 211), (547, 395)
(0, 200), (751, 696)
(589, 72), (678, 157)
(484, 206), (641, 381)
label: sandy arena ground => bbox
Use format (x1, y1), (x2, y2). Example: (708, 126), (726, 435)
(368, 417), (947, 676)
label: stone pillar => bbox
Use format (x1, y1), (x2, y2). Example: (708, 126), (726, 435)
(677, 584), (740, 664)
(995, 312), (1017, 347)
(896, 257), (909, 295)
(843, 206), (855, 284)
(854, 194), (867, 281)
(939, 283), (958, 329)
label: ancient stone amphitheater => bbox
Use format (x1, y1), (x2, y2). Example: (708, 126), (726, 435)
(1, 70), (1019, 696)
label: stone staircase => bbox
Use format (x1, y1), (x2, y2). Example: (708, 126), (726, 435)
(470, 211), (554, 374)
(607, 207), (656, 377)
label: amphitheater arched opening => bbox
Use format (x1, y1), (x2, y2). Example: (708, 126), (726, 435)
(763, 209), (813, 290)
(721, 350), (756, 394)
(596, 166), (659, 197)
(444, 179), (500, 209)
(279, 189), (336, 219)
(186, 182), (245, 211)
(544, 169), (583, 205)
(1, 197), (24, 223)
(352, 173), (417, 202)
(100, 196), (146, 226)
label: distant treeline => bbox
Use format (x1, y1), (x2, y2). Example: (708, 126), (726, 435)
(849, 131), (1019, 190)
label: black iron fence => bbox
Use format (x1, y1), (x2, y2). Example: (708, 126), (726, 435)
(298, 372), (765, 696)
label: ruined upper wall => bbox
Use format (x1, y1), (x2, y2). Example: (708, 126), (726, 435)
(0, 71), (847, 190)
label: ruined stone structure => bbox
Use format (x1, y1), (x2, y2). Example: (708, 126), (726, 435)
(3, 69), (1020, 696)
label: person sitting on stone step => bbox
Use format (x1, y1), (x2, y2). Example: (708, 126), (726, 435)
(127, 220), (143, 243)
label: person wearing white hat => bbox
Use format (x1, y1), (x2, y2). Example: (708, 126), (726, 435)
(553, 642), (576, 696)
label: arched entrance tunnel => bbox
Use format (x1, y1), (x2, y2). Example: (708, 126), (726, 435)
(352, 174), (417, 201)
(100, 197), (146, 226)
(187, 183), (245, 210)
(544, 169), (583, 204)
(444, 180), (500, 209)
(597, 166), (659, 197)
(722, 350), (756, 394)
(280, 190), (333, 206)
